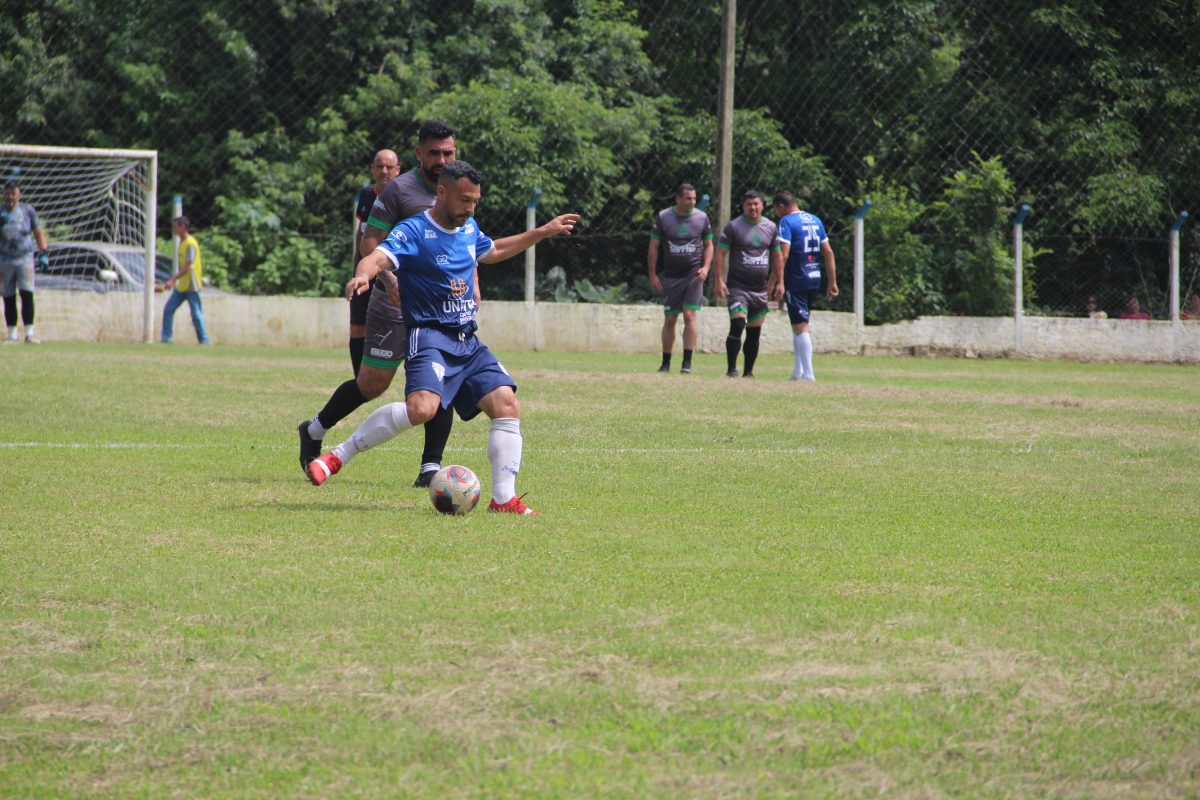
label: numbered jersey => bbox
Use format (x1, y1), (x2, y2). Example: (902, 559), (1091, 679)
(778, 211), (828, 291)
(376, 210), (494, 334)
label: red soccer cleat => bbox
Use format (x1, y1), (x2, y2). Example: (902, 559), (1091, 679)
(487, 494), (538, 516)
(306, 452), (343, 486)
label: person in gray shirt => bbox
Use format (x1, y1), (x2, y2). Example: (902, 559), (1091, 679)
(647, 183), (712, 374)
(299, 121), (468, 488)
(712, 190), (779, 378)
(1, 180), (49, 344)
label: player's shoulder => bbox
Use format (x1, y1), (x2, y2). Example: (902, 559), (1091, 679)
(797, 210), (825, 226)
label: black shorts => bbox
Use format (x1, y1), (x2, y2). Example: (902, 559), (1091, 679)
(349, 278), (375, 326)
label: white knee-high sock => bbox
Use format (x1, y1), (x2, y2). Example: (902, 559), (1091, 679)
(796, 332), (814, 380)
(332, 402), (412, 464)
(487, 418), (522, 504)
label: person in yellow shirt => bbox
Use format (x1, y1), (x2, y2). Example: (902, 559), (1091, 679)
(161, 215), (210, 344)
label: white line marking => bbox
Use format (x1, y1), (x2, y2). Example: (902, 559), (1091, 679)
(0, 441), (819, 455)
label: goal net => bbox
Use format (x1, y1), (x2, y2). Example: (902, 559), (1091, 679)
(0, 144), (158, 342)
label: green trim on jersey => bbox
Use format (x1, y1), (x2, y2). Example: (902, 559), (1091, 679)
(717, 241), (731, 250)
(365, 215), (392, 232)
(361, 353), (405, 370)
(412, 167), (436, 192)
(650, 231), (662, 240)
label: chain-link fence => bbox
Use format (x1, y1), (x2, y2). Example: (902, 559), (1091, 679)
(3, 0), (1196, 319)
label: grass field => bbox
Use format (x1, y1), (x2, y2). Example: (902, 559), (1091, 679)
(1, 343), (1198, 798)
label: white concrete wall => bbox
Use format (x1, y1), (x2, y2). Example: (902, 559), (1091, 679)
(31, 291), (1200, 364)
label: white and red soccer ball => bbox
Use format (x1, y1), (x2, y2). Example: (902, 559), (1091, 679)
(428, 465), (481, 515)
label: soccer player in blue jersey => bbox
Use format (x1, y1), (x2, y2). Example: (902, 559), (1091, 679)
(769, 192), (838, 381)
(306, 161), (580, 515)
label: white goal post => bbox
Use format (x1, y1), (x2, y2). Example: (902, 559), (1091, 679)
(0, 144), (159, 342)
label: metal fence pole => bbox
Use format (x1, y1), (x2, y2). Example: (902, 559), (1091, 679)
(524, 188), (543, 304)
(853, 199), (872, 337)
(1013, 204), (1031, 353)
(1169, 210), (1189, 323)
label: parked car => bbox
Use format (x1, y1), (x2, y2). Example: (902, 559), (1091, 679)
(37, 242), (174, 293)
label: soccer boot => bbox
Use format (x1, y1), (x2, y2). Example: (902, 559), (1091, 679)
(680, 363), (692, 374)
(24, 335), (41, 344)
(487, 494), (538, 516)
(298, 422), (321, 474)
(657, 363), (671, 373)
(726, 368), (739, 378)
(307, 452), (343, 486)
(742, 372), (754, 379)
(413, 468), (439, 488)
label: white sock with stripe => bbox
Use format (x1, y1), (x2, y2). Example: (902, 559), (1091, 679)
(332, 402), (412, 465)
(487, 418), (522, 504)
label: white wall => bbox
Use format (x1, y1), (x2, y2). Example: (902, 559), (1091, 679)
(32, 291), (1200, 364)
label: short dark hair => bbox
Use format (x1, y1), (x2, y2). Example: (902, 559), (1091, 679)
(742, 190), (763, 202)
(174, 215), (190, 228)
(417, 120), (457, 144)
(773, 191), (794, 207)
(675, 182), (696, 197)
(438, 160), (483, 187)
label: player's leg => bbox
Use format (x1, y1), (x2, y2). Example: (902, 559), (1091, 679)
(725, 301), (748, 378)
(785, 291), (815, 381)
(2, 262), (18, 341)
(659, 312), (679, 372)
(414, 406), (454, 487)
(161, 290), (184, 343)
(477, 386), (534, 515)
(17, 258), (37, 342)
(298, 291), (402, 473)
(348, 283), (371, 377)
(679, 278), (702, 374)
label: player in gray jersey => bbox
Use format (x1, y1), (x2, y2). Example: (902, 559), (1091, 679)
(299, 120), (469, 488)
(0, 179), (48, 344)
(648, 183), (712, 374)
(712, 190), (779, 378)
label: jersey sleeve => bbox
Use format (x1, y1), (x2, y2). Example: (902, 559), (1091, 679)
(702, 214), (713, 239)
(376, 220), (419, 269)
(649, 212), (664, 240)
(474, 226), (495, 261)
(718, 222), (733, 249)
(777, 215), (795, 246)
(365, 181), (403, 232)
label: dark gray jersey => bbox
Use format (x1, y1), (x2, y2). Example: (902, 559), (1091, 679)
(719, 215), (778, 289)
(365, 168), (437, 233)
(650, 208), (713, 277)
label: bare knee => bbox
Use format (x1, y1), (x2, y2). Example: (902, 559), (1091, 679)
(478, 386), (520, 420)
(406, 392), (440, 425)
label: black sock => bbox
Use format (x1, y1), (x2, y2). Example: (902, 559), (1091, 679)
(3, 295), (15, 328)
(682, 349), (693, 367)
(18, 291), (34, 326)
(421, 404), (455, 468)
(661, 352), (672, 368)
(726, 318), (746, 372)
(349, 337), (365, 377)
(316, 378), (369, 431)
(743, 326), (761, 375)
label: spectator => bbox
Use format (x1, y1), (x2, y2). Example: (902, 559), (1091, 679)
(1119, 297), (1151, 320)
(1085, 295), (1107, 319)
(1181, 293), (1200, 321)
(161, 215), (210, 344)
(1, 179), (48, 343)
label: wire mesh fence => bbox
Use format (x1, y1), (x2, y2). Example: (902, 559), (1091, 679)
(3, 0), (1196, 318)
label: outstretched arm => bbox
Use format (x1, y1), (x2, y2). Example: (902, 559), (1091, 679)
(346, 250), (393, 300)
(479, 213), (581, 264)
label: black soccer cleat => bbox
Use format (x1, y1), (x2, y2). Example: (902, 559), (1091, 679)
(726, 369), (739, 378)
(742, 372), (754, 379)
(680, 363), (692, 374)
(413, 468), (438, 489)
(298, 421), (321, 474)
(657, 363), (671, 373)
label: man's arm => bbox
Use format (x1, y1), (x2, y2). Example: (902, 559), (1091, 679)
(346, 250), (393, 299)
(821, 240), (838, 299)
(478, 213), (581, 264)
(768, 243), (788, 301)
(698, 239), (713, 284)
(165, 243), (195, 291)
(713, 246), (730, 298)
(647, 238), (661, 293)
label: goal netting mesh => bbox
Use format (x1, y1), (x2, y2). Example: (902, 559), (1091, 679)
(0, 145), (158, 341)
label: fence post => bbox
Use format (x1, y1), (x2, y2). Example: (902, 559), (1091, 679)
(1170, 210), (1189, 324)
(1012, 204), (1031, 353)
(853, 199), (872, 339)
(524, 188), (543, 304)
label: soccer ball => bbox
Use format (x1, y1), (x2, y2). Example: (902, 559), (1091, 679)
(428, 465), (481, 515)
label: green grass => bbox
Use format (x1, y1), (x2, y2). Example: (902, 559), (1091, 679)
(1, 343), (1198, 798)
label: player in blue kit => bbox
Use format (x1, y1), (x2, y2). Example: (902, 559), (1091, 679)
(306, 161), (580, 515)
(769, 192), (838, 381)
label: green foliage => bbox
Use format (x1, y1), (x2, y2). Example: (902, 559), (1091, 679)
(930, 153), (1027, 316)
(852, 179), (942, 324)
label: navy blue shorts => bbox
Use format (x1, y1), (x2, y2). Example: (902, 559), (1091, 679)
(785, 289), (816, 325)
(404, 328), (516, 422)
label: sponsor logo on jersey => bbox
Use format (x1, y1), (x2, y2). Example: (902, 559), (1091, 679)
(668, 242), (698, 255)
(436, 254), (449, 265)
(742, 252), (770, 266)
(373, 198), (386, 211)
(448, 277), (468, 297)
(464, 224), (475, 235)
(425, 228), (438, 239)
(369, 347), (394, 358)
(389, 229), (407, 244)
